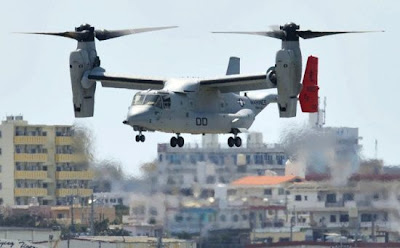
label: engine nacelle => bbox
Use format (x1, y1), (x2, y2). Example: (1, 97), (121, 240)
(69, 49), (96, 117)
(275, 49), (302, 118)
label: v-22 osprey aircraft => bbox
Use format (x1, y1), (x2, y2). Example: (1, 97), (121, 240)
(25, 23), (374, 148)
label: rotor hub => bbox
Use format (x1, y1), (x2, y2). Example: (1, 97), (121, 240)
(280, 22), (300, 41)
(75, 24), (94, 32)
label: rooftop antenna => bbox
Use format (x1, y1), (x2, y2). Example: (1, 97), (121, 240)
(375, 139), (378, 159)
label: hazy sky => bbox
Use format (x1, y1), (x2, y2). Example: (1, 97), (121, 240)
(0, 0), (398, 176)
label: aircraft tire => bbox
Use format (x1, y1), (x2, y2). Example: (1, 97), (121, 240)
(135, 135), (140, 142)
(170, 137), (177, 147)
(178, 137), (184, 147)
(235, 137), (242, 147)
(228, 137), (235, 147)
(140, 135), (145, 142)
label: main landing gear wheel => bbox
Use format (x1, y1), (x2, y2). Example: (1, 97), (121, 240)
(234, 137), (242, 147)
(135, 134), (145, 142)
(228, 137), (235, 147)
(170, 135), (184, 147)
(170, 137), (177, 147)
(227, 136), (242, 147)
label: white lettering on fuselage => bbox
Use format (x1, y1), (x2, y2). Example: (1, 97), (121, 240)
(250, 100), (267, 105)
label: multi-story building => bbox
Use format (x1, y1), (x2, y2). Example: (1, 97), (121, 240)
(0, 116), (93, 206)
(154, 133), (288, 197)
(287, 175), (400, 241)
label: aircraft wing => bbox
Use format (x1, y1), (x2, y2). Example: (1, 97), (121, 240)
(88, 69), (165, 90)
(199, 73), (275, 93)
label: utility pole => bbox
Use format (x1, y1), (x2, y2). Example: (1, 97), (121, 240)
(90, 194), (95, 236)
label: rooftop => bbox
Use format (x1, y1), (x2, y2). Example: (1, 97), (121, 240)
(231, 175), (302, 186)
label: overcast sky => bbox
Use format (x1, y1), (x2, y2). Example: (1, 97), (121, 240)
(0, 0), (398, 176)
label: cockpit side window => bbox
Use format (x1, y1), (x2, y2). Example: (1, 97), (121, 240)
(132, 93), (146, 105)
(163, 96), (171, 109)
(132, 92), (170, 109)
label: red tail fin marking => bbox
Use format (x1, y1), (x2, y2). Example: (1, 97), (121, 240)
(299, 56), (319, 113)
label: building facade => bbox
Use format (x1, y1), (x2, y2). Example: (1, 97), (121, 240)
(154, 133), (288, 197)
(0, 116), (93, 206)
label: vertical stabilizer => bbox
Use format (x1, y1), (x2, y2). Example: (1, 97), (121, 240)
(299, 56), (319, 113)
(226, 57), (240, 75)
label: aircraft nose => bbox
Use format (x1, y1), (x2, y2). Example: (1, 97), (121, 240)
(125, 105), (153, 125)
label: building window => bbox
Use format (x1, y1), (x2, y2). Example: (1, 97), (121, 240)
(276, 155), (285, 165)
(220, 215), (226, 222)
(340, 214), (349, 222)
(278, 188), (285, 195)
(295, 195), (302, 201)
(343, 193), (354, 201)
(0, 148), (2, 155)
(0, 131), (2, 138)
(304, 195), (308, 201)
(0, 198), (3, 205)
(264, 189), (272, 195)
(330, 215), (337, 223)
(326, 193), (337, 203)
(233, 215), (239, 222)
(361, 213), (373, 222)
(254, 154), (263, 164)
(246, 155), (251, 164)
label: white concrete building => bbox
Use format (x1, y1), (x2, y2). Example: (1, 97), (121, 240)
(155, 133), (288, 198)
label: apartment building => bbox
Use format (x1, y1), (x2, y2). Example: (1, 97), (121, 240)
(0, 116), (93, 206)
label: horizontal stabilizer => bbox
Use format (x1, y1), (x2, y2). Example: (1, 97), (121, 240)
(299, 56), (319, 112)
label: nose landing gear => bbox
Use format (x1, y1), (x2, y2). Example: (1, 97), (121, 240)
(170, 134), (184, 147)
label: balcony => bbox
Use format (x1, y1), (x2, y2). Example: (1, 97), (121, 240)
(14, 136), (47, 145)
(56, 171), (94, 180)
(14, 171), (47, 180)
(56, 188), (93, 197)
(14, 188), (48, 197)
(14, 154), (48, 162)
(55, 154), (87, 163)
(55, 137), (74, 145)
(325, 201), (345, 208)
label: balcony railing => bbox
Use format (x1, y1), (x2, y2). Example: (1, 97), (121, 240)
(14, 136), (47, 145)
(56, 188), (93, 197)
(14, 188), (48, 196)
(55, 137), (74, 145)
(14, 154), (48, 162)
(14, 171), (47, 180)
(56, 171), (94, 180)
(55, 154), (87, 163)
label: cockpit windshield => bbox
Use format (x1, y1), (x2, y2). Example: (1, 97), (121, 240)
(132, 92), (170, 109)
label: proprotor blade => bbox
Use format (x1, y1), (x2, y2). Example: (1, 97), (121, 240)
(95, 26), (178, 41)
(298, 30), (384, 39)
(212, 30), (285, 40)
(18, 31), (85, 41)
